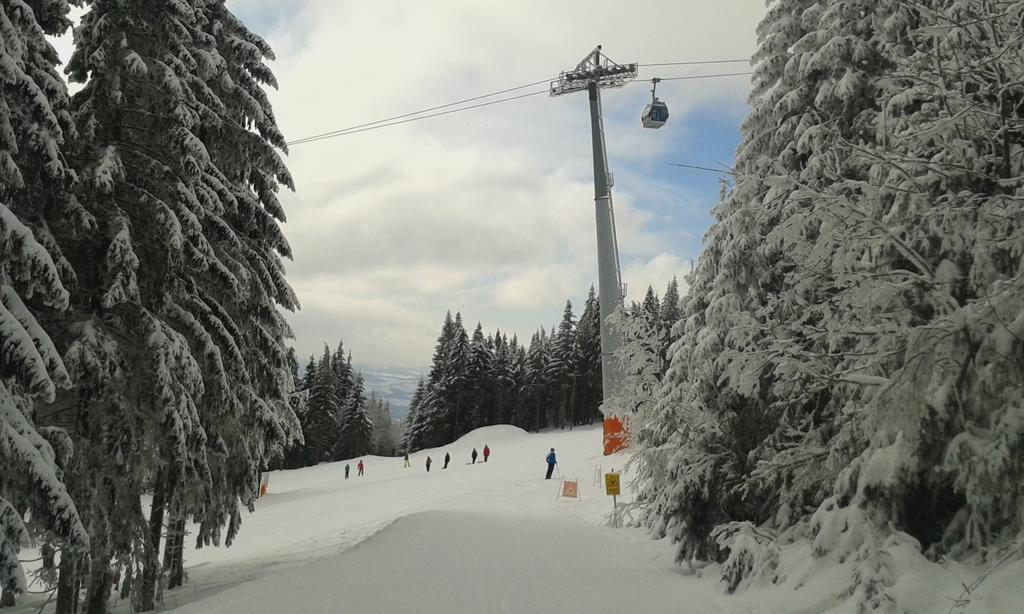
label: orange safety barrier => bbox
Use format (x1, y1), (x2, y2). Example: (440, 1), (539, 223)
(603, 417), (628, 455)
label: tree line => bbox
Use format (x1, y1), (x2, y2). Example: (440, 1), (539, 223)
(1, 2), (296, 611)
(404, 279), (681, 452)
(622, 0), (1024, 608)
(284, 341), (400, 467)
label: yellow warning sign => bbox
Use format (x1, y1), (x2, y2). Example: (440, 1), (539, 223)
(604, 473), (620, 496)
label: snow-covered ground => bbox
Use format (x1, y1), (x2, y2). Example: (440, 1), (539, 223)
(19, 424), (1022, 613)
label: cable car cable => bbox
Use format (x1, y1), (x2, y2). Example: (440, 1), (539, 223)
(290, 90), (550, 144)
(639, 59), (748, 67)
(651, 71), (752, 81)
(669, 162), (733, 174)
(288, 69), (754, 145)
(288, 78), (555, 145)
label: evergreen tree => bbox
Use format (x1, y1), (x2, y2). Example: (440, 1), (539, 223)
(466, 322), (492, 432)
(574, 287), (602, 425)
(546, 301), (578, 428)
(416, 312), (455, 448)
(338, 372), (372, 459)
(636, 0), (1023, 608)
(55, 2), (300, 608)
(640, 286), (660, 327)
(0, 0), (89, 602)
(785, 0), (1024, 576)
(403, 377), (427, 453)
(303, 347), (339, 464)
(331, 341), (352, 412)
(301, 355), (317, 392)
(658, 277), (681, 365)
(523, 328), (550, 431)
(634, 0), (896, 566)
(443, 313), (470, 440)
(367, 395), (396, 456)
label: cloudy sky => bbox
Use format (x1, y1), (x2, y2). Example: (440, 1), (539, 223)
(62, 1), (770, 374)
(231, 0), (769, 371)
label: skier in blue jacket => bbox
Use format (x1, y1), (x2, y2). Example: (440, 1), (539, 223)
(545, 448), (557, 479)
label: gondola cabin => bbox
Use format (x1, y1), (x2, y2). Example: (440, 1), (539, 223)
(641, 99), (669, 129)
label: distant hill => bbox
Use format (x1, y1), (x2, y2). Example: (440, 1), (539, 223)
(357, 365), (425, 420)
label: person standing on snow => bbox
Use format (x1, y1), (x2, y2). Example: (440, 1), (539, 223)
(443, 452), (450, 469)
(404, 453), (410, 468)
(344, 464), (350, 480)
(545, 448), (557, 479)
(483, 445), (490, 463)
(357, 460), (365, 476)
(426, 456), (432, 472)
(471, 448), (478, 464)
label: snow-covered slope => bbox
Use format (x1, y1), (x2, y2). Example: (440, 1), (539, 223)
(42, 424), (1018, 614)
(159, 424), (645, 612)
(169, 510), (728, 613)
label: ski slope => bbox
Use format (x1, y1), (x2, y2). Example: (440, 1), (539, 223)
(58, 423), (1018, 614)
(159, 424), (721, 613)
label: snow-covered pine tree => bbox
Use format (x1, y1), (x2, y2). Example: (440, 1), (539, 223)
(443, 313), (470, 440)
(505, 334), (527, 426)
(302, 347), (339, 465)
(546, 301), (577, 429)
(640, 0), (1022, 608)
(491, 331), (517, 426)
(640, 286), (659, 327)
(781, 0), (1024, 590)
(367, 394), (396, 455)
(658, 277), (680, 371)
(54, 1), (300, 608)
(522, 328), (550, 431)
(636, 0), (915, 569)
(0, 0), (89, 602)
(301, 355), (316, 392)
(465, 322), (493, 432)
(606, 292), (665, 423)
(338, 372), (372, 458)
(573, 287), (602, 426)
(331, 341), (352, 413)
(403, 377), (427, 453)
(416, 312), (456, 448)
(633, 0), (821, 564)
(184, 1), (301, 582)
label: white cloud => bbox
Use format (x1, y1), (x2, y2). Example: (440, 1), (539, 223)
(621, 253), (692, 303)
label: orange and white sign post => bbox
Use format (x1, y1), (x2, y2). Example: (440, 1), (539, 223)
(605, 471), (621, 527)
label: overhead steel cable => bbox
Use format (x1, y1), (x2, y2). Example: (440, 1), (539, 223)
(651, 71), (752, 82)
(287, 65), (754, 146)
(288, 90), (551, 145)
(669, 162), (733, 174)
(639, 59), (748, 67)
(287, 78), (555, 146)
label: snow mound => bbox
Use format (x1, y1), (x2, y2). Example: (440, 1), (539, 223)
(446, 424), (529, 448)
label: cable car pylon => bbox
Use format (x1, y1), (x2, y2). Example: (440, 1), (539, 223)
(550, 46), (637, 405)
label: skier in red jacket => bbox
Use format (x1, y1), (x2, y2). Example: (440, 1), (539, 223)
(357, 460), (364, 476)
(483, 445), (490, 462)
